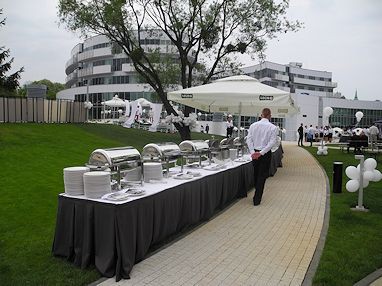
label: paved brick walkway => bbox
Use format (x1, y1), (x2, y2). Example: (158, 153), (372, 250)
(99, 143), (327, 286)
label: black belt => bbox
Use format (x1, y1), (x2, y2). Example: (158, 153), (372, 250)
(254, 149), (270, 155)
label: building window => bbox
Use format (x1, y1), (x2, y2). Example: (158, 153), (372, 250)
(112, 76), (129, 84)
(112, 58), (130, 71)
(308, 76), (315, 80)
(91, 77), (105, 85)
(302, 115), (307, 117)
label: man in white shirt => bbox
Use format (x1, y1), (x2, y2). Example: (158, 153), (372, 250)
(226, 115), (234, 138)
(246, 108), (278, 206)
(369, 124), (380, 149)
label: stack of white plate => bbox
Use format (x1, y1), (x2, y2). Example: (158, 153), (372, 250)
(83, 171), (111, 199)
(143, 162), (163, 182)
(63, 166), (90, 196)
(124, 167), (142, 182)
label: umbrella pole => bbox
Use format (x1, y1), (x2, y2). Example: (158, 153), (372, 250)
(237, 102), (242, 138)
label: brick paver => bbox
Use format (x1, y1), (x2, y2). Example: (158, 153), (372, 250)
(99, 143), (327, 286)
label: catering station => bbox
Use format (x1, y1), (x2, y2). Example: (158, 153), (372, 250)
(52, 137), (283, 281)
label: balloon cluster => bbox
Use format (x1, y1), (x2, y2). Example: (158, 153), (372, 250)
(323, 106), (333, 117)
(345, 158), (382, 192)
(84, 101), (93, 109)
(164, 112), (197, 128)
(317, 143), (328, 156)
(355, 111), (364, 123)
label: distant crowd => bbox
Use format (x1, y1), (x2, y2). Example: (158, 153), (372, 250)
(297, 124), (380, 147)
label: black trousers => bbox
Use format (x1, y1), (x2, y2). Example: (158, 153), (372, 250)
(298, 134), (303, 146)
(252, 151), (272, 205)
(227, 127), (233, 138)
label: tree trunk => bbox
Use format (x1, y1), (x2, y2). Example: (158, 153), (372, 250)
(174, 122), (191, 140)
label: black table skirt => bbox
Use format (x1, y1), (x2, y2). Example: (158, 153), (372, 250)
(52, 147), (283, 281)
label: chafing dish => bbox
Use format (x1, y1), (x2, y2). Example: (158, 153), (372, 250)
(233, 137), (246, 157)
(179, 140), (209, 170)
(219, 137), (234, 159)
(141, 142), (181, 176)
(206, 139), (224, 161)
(87, 146), (142, 186)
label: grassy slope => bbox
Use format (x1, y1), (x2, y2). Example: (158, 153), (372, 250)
(306, 147), (382, 286)
(0, 123), (215, 286)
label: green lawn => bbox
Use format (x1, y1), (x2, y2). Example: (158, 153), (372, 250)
(305, 147), (382, 286)
(0, 123), (215, 286)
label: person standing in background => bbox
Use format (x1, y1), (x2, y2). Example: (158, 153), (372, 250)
(369, 123), (380, 150)
(205, 124), (210, 134)
(226, 115), (234, 138)
(246, 108), (278, 206)
(298, 123), (304, 146)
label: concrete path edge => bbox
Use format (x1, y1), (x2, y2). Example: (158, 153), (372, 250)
(354, 268), (382, 286)
(301, 148), (331, 286)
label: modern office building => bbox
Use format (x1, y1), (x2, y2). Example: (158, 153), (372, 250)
(57, 32), (180, 119)
(241, 61), (338, 98)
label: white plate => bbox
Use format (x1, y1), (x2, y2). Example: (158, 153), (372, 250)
(103, 192), (131, 201)
(173, 173), (194, 180)
(186, 171), (201, 177)
(125, 189), (146, 196)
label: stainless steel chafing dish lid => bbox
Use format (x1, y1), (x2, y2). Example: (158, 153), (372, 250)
(88, 146), (141, 167)
(142, 142), (181, 159)
(233, 137), (245, 146)
(206, 139), (220, 149)
(220, 137), (234, 147)
(179, 140), (209, 152)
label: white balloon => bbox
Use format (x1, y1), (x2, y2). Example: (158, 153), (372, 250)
(364, 158), (377, 171)
(364, 170), (375, 181)
(355, 111), (364, 119)
(317, 150), (322, 155)
(323, 106), (333, 117)
(323, 146), (328, 151)
(372, 170), (382, 182)
(357, 164), (361, 172)
(323, 150), (328, 155)
(345, 166), (359, 180)
(346, 180), (359, 192)
(318, 146), (323, 151)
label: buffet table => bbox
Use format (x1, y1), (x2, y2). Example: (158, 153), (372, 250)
(52, 147), (283, 281)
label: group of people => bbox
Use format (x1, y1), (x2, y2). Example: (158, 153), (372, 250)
(298, 124), (334, 147)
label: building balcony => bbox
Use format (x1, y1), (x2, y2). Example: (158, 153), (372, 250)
(65, 55), (78, 75)
(294, 77), (335, 88)
(273, 74), (289, 82)
(78, 47), (112, 62)
(122, 63), (136, 72)
(78, 67), (93, 77)
(65, 71), (78, 85)
(93, 65), (111, 75)
(325, 81), (337, 88)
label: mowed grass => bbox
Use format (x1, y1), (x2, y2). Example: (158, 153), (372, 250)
(0, 123), (215, 286)
(305, 146), (382, 286)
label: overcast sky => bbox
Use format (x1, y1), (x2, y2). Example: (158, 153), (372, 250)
(1, 0), (381, 101)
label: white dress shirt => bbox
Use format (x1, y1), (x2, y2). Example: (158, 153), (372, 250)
(226, 121), (234, 128)
(246, 118), (278, 156)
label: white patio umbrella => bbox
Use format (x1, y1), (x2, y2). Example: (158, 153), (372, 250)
(136, 97), (152, 107)
(103, 95), (126, 108)
(167, 75), (298, 135)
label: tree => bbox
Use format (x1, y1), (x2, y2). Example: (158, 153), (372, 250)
(58, 0), (301, 139)
(17, 79), (66, 99)
(0, 9), (24, 97)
